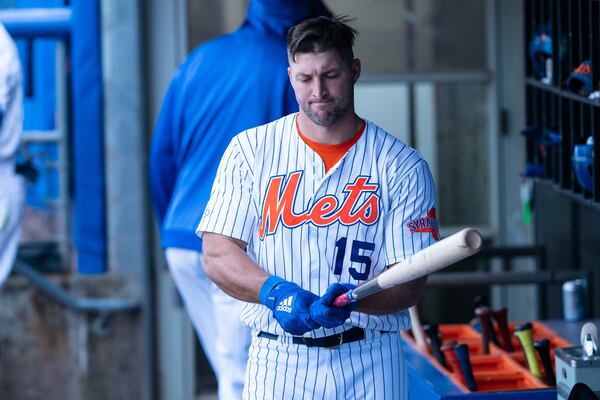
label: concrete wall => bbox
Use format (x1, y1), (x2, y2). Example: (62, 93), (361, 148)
(0, 274), (143, 400)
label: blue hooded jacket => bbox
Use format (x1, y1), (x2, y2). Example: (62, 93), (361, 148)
(149, 0), (330, 250)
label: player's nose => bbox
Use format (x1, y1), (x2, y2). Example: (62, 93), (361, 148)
(311, 78), (329, 99)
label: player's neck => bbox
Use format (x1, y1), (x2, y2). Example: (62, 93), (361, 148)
(297, 110), (362, 145)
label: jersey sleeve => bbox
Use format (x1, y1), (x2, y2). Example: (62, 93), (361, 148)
(384, 160), (438, 265)
(196, 136), (256, 242)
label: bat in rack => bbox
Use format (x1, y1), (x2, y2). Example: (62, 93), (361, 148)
(334, 228), (483, 307)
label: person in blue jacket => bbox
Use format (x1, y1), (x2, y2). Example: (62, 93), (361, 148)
(149, 1), (330, 398)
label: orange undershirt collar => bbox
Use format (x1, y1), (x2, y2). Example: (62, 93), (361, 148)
(296, 118), (366, 173)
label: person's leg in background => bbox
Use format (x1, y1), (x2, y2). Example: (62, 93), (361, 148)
(212, 284), (251, 400)
(165, 247), (251, 399)
(164, 248), (220, 377)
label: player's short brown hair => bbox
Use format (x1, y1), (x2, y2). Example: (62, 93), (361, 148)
(287, 15), (357, 68)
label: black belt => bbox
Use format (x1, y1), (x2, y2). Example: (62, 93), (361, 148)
(258, 327), (366, 348)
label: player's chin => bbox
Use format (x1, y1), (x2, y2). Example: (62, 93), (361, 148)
(308, 111), (339, 127)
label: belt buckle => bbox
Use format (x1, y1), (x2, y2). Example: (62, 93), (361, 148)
(324, 332), (344, 349)
(326, 331), (344, 349)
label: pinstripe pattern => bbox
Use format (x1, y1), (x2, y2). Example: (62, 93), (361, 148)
(198, 113), (437, 337)
(242, 331), (406, 399)
(198, 112), (435, 398)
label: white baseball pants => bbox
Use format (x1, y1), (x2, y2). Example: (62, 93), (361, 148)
(243, 329), (407, 400)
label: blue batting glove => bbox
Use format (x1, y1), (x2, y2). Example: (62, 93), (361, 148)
(310, 283), (357, 329)
(260, 276), (321, 335)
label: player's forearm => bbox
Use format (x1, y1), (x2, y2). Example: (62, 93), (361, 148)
(203, 232), (270, 303)
(354, 276), (427, 315)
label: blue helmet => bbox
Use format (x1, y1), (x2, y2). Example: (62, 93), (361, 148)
(529, 32), (552, 78)
(573, 137), (594, 191)
(567, 60), (593, 97)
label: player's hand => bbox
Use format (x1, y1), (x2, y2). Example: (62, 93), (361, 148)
(260, 277), (321, 335)
(310, 283), (356, 329)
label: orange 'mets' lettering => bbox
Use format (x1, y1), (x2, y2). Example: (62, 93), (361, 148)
(259, 172), (380, 238)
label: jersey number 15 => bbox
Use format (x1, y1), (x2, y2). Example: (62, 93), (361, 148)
(333, 238), (375, 281)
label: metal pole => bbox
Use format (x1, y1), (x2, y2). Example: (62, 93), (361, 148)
(100, 1), (154, 398)
(426, 270), (591, 287)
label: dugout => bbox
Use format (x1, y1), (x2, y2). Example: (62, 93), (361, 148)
(0, 0), (597, 399)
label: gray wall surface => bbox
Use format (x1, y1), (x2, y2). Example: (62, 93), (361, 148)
(0, 275), (143, 400)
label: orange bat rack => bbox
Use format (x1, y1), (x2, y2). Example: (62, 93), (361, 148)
(402, 322), (572, 396)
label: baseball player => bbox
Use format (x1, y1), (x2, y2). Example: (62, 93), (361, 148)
(198, 16), (438, 399)
(149, 1), (330, 398)
(0, 23), (24, 289)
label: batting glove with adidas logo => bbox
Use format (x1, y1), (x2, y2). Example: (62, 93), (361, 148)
(310, 283), (356, 328)
(260, 276), (321, 335)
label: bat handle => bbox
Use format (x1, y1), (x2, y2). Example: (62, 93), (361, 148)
(492, 307), (514, 352)
(441, 340), (466, 384)
(534, 339), (556, 386)
(454, 343), (477, 392)
(424, 324), (446, 366)
(409, 305), (427, 349)
(475, 306), (493, 354)
(333, 290), (355, 307)
(514, 322), (543, 380)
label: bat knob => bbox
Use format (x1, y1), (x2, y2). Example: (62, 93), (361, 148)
(464, 229), (483, 250)
(514, 322), (533, 332)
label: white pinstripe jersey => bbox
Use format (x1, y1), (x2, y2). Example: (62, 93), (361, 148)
(197, 113), (437, 338)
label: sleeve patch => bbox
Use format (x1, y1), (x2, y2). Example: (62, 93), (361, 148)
(406, 207), (439, 240)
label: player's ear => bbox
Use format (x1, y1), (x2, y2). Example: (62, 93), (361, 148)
(288, 67), (295, 90)
(352, 59), (361, 84)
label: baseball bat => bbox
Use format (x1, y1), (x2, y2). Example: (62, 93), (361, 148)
(533, 339), (555, 386)
(475, 306), (493, 354)
(409, 305), (427, 349)
(472, 294), (490, 310)
(492, 307), (514, 352)
(440, 340), (466, 383)
(454, 343), (477, 391)
(334, 228), (483, 306)
(514, 322), (543, 380)
(423, 324), (446, 366)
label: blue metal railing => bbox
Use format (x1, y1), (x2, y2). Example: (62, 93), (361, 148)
(0, 8), (71, 37)
(1, 2), (107, 274)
